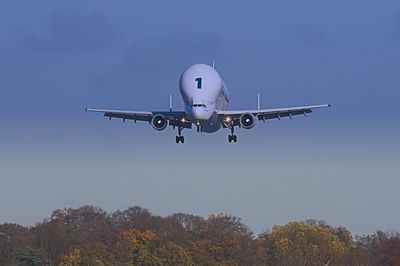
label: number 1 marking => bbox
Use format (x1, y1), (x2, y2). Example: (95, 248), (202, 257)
(195, 77), (202, 89)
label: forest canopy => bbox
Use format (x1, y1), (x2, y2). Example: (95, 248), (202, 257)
(0, 205), (399, 265)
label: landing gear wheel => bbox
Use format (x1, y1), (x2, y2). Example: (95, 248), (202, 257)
(228, 135), (237, 143)
(175, 136), (185, 144)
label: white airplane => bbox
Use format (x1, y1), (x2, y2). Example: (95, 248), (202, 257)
(86, 63), (330, 143)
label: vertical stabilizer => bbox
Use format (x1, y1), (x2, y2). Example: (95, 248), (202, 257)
(169, 94), (173, 111)
(212, 60), (216, 69)
(257, 93), (261, 110)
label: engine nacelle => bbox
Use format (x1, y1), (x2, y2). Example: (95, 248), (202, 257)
(239, 113), (256, 129)
(151, 115), (167, 131)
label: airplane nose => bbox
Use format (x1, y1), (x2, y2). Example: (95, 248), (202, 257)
(192, 108), (209, 120)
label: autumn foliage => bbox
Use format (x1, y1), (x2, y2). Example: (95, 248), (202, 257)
(0, 205), (399, 265)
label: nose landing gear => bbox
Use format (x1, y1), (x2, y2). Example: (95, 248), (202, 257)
(196, 122), (202, 133)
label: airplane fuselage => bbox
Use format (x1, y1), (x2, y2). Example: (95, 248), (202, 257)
(179, 64), (229, 133)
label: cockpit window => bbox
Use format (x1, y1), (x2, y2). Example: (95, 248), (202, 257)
(192, 104), (207, 108)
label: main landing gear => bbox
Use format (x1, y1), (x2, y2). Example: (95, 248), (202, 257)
(175, 126), (185, 144)
(175, 136), (184, 144)
(228, 127), (237, 143)
(228, 135), (237, 143)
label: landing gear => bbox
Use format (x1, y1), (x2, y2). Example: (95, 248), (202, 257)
(228, 135), (237, 143)
(175, 126), (185, 144)
(175, 136), (185, 144)
(195, 121), (203, 133)
(228, 127), (237, 143)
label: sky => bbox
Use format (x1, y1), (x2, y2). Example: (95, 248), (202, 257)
(0, 0), (399, 235)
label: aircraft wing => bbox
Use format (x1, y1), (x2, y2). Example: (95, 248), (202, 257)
(216, 104), (330, 125)
(85, 108), (192, 128)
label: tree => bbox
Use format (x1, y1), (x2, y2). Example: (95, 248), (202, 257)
(111, 206), (164, 233)
(0, 223), (36, 265)
(188, 214), (256, 265)
(352, 230), (400, 266)
(114, 229), (161, 265)
(162, 213), (206, 245)
(156, 242), (193, 266)
(60, 205), (116, 247)
(206, 214), (253, 240)
(16, 247), (49, 266)
(376, 231), (400, 265)
(31, 205), (116, 265)
(32, 216), (71, 264)
(4, 205), (400, 266)
(259, 221), (353, 266)
(59, 248), (81, 266)
(59, 244), (115, 266)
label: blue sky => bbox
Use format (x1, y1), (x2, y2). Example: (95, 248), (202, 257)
(0, 0), (399, 235)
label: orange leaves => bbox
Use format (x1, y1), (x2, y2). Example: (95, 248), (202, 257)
(115, 229), (160, 265)
(3, 205), (400, 265)
(259, 221), (353, 266)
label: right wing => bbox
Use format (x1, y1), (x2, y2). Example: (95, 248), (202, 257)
(217, 104), (330, 126)
(85, 108), (192, 129)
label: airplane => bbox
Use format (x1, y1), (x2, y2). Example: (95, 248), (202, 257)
(86, 63), (330, 143)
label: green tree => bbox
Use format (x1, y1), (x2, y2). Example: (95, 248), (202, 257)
(0, 223), (36, 265)
(16, 247), (49, 266)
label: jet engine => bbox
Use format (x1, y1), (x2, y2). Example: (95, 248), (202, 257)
(151, 115), (167, 130)
(239, 113), (256, 129)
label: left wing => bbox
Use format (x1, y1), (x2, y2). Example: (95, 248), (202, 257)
(217, 104), (330, 126)
(85, 108), (192, 129)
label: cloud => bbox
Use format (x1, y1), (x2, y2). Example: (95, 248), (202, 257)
(24, 9), (126, 52)
(289, 23), (327, 44)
